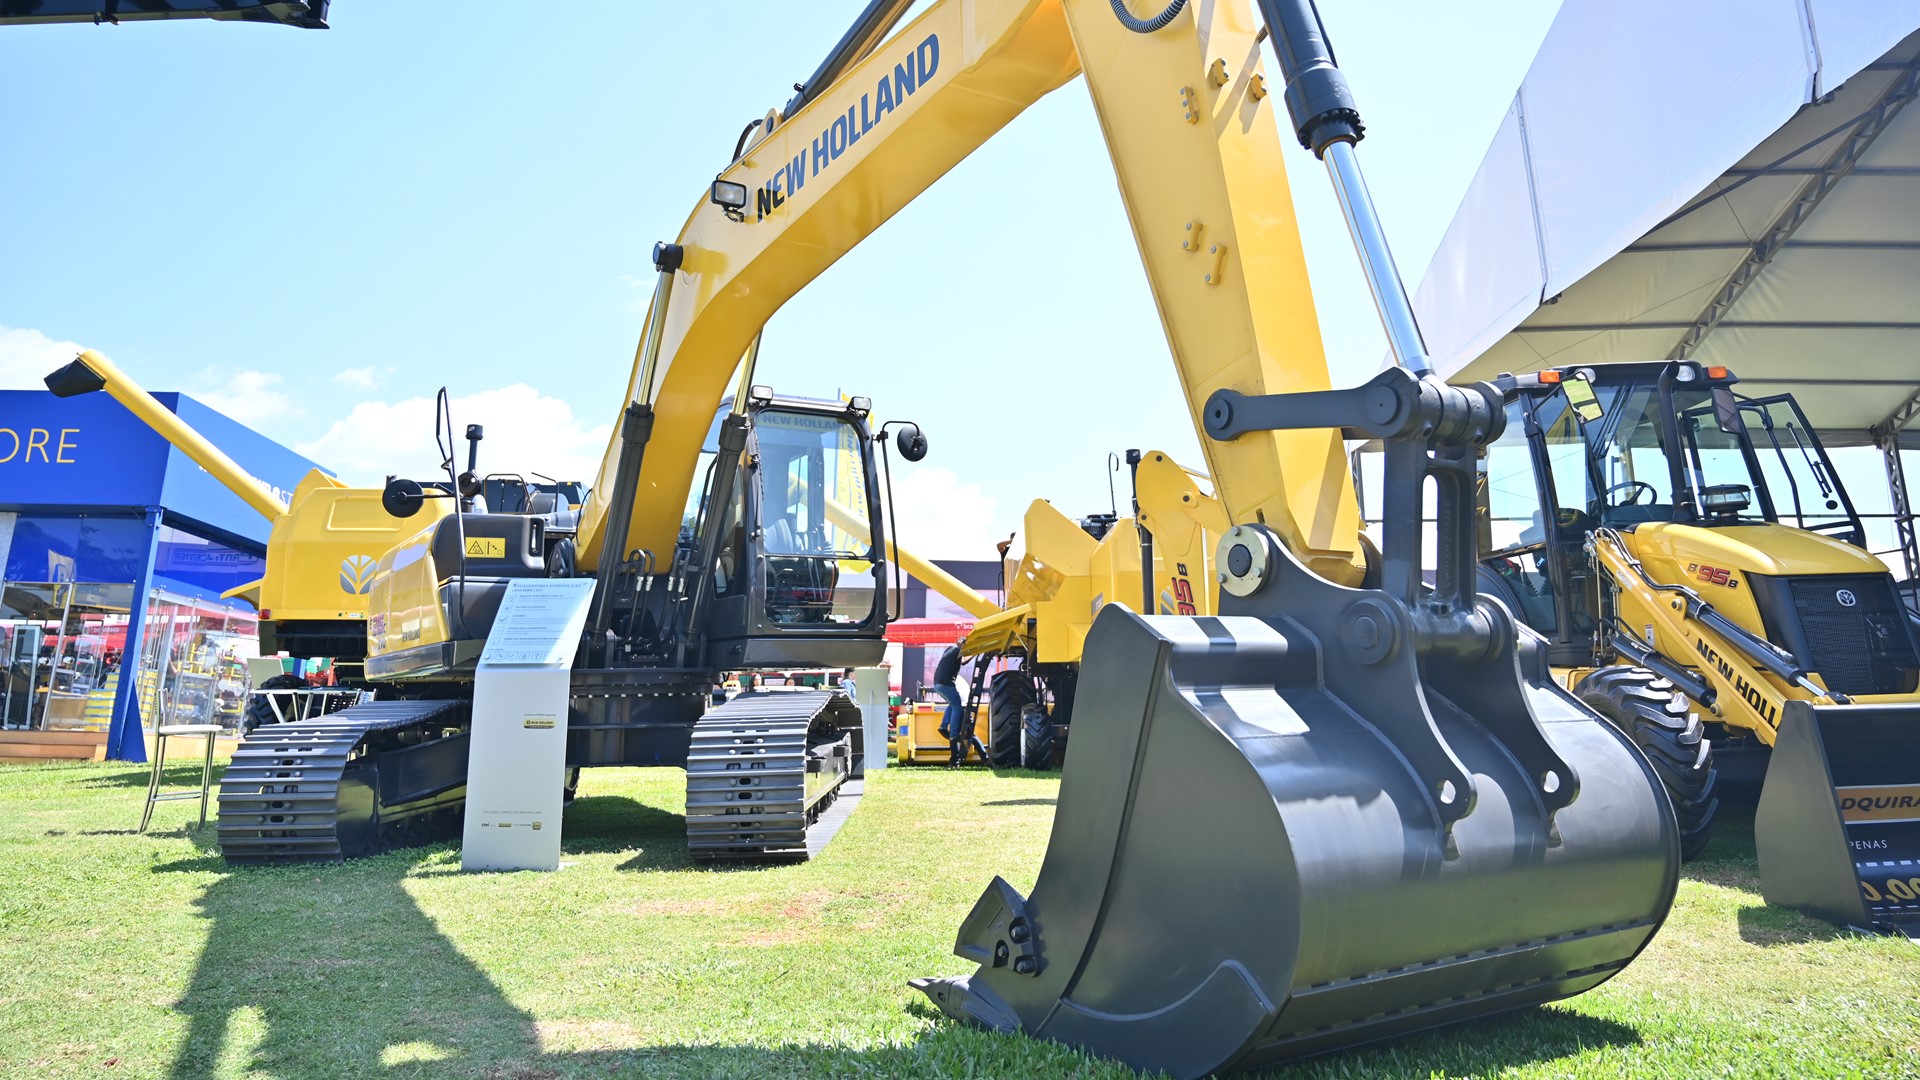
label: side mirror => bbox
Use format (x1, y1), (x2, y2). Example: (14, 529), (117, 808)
(382, 477), (425, 518)
(1712, 387), (1743, 436)
(894, 422), (928, 462)
(1562, 374), (1604, 423)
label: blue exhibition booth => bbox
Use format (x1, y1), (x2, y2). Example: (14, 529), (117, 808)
(0, 389), (324, 761)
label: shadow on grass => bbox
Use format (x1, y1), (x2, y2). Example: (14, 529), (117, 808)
(1736, 903), (1856, 946)
(78, 762), (226, 789)
(141, 765), (1650, 1079)
(1681, 801), (1760, 890)
(163, 844), (543, 1079)
(187, 999), (1641, 1080)
(149, 823), (1655, 1079)
(982, 798), (1056, 807)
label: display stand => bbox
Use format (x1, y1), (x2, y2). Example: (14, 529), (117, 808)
(854, 665), (890, 772)
(461, 578), (595, 872)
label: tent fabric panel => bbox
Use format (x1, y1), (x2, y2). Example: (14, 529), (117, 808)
(1408, 102), (1544, 372)
(1520, 0), (1815, 301)
(1491, 326), (1684, 371)
(1722, 245), (1920, 326)
(1522, 249), (1751, 334)
(1416, 1), (1920, 388)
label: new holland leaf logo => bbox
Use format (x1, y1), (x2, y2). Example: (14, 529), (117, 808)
(339, 555), (378, 595)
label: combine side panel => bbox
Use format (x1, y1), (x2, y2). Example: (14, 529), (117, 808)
(918, 535), (1679, 1077)
(1757, 702), (1920, 937)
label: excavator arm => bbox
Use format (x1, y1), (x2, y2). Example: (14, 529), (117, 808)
(579, 0), (1363, 585)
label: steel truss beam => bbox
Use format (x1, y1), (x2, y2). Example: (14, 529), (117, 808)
(1665, 58), (1920, 363)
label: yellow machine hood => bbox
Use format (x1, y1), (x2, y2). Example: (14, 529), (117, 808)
(1630, 522), (1892, 578)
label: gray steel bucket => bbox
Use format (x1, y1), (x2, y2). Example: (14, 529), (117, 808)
(917, 541), (1679, 1077)
(1757, 700), (1920, 937)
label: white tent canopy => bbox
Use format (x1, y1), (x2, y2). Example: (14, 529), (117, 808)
(1411, 1), (1920, 449)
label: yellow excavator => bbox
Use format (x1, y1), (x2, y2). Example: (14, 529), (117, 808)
(1481, 360), (1920, 935)
(961, 448), (1225, 767)
(589, 0), (1668, 1072)
(53, 1), (1682, 1072)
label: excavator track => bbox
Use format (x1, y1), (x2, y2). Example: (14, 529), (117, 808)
(216, 699), (471, 865)
(683, 689), (862, 862)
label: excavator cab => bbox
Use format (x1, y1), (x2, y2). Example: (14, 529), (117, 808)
(680, 391), (892, 671)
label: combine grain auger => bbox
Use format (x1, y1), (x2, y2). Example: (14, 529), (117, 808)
(913, 1), (1681, 1073)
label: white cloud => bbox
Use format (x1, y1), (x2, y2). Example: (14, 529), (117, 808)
(192, 368), (296, 423)
(885, 466), (1013, 562)
(616, 274), (654, 313)
(297, 384), (613, 488)
(0, 324), (91, 389)
(332, 366), (382, 391)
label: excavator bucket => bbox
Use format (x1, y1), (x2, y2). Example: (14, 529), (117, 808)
(916, 524), (1680, 1077)
(1757, 701), (1920, 937)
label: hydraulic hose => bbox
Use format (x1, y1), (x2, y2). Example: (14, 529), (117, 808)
(1109, 0), (1187, 34)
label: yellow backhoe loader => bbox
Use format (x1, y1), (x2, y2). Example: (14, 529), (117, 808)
(960, 449), (1225, 768)
(50, 1), (1683, 1071)
(1481, 360), (1920, 935)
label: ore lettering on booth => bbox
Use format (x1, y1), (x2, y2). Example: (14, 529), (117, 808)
(0, 426), (80, 464)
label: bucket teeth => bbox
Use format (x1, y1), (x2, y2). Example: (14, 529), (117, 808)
(953, 876), (1040, 976)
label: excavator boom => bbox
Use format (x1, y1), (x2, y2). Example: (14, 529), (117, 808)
(579, 0), (1363, 585)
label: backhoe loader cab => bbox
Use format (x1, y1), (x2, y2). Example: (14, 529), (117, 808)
(1481, 361), (1896, 679)
(1479, 360), (1920, 933)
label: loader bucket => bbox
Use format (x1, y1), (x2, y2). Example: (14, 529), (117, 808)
(916, 529), (1679, 1078)
(1756, 700), (1920, 937)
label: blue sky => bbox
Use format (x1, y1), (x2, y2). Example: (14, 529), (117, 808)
(0, 1), (1563, 558)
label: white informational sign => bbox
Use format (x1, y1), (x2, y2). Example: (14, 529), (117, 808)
(462, 578), (596, 872)
(854, 665), (890, 772)
(479, 579), (600, 666)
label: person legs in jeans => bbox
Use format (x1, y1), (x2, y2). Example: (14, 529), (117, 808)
(934, 681), (964, 740)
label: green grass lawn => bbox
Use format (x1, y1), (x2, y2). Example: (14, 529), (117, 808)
(1, 759), (1917, 1079)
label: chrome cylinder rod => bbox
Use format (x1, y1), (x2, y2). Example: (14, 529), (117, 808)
(1322, 138), (1431, 377)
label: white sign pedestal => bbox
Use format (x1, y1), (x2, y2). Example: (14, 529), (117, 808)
(461, 578), (596, 872)
(854, 665), (891, 771)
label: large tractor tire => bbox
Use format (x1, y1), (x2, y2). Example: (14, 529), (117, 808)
(1576, 666), (1719, 861)
(1021, 704), (1058, 770)
(240, 673), (307, 734)
(987, 671), (1031, 769)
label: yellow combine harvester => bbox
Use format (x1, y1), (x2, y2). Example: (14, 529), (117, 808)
(1482, 360), (1920, 933)
(43, 350), (447, 671)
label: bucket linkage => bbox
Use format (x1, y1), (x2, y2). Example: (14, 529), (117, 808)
(914, 369), (1681, 1078)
